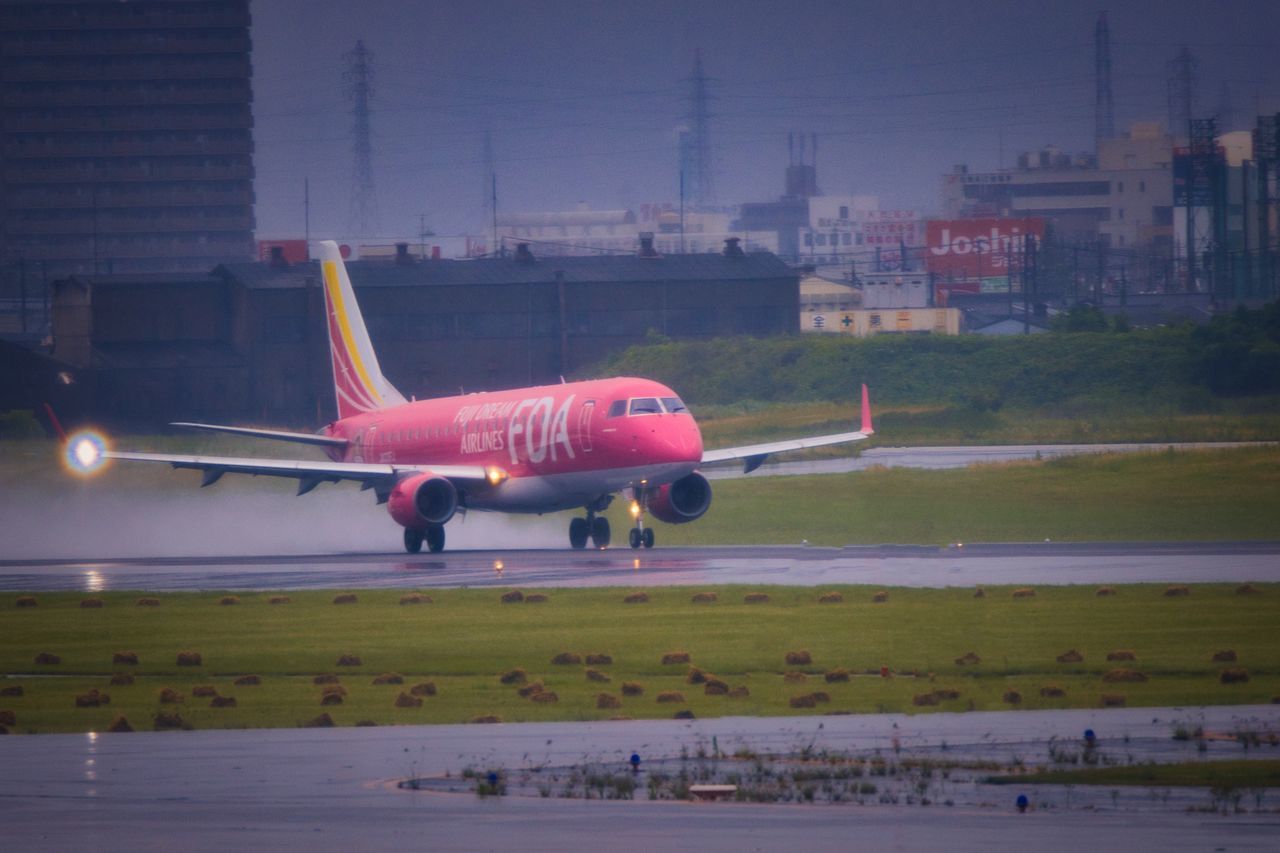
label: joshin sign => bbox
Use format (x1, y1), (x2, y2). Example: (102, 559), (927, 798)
(925, 218), (1044, 282)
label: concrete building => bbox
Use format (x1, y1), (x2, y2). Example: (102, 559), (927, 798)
(800, 269), (962, 336)
(50, 241), (799, 425)
(942, 122), (1175, 253)
(0, 0), (256, 284)
(798, 271), (859, 333)
(494, 207), (775, 257)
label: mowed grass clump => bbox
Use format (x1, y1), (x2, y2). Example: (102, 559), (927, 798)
(1, 584), (1276, 733)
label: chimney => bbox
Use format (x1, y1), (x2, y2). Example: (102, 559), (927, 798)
(395, 242), (413, 265)
(638, 232), (660, 258)
(269, 245), (289, 268)
(515, 243), (535, 264)
(723, 237), (745, 258)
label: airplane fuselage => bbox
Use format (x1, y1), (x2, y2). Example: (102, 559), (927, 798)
(324, 376), (703, 513)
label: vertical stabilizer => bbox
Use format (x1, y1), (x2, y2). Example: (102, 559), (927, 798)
(317, 240), (407, 420)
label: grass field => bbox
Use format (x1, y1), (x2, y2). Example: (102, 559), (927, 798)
(608, 445), (1280, 546)
(2, 584), (1275, 734)
(694, 397), (1280, 449)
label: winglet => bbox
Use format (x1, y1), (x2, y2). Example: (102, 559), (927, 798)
(860, 384), (874, 435)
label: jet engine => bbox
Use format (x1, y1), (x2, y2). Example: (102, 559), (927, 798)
(387, 472), (458, 528)
(647, 472), (712, 524)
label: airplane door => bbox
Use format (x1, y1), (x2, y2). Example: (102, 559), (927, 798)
(577, 400), (595, 452)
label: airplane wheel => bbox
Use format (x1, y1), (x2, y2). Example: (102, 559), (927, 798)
(569, 517), (589, 550)
(425, 525), (445, 553)
(629, 528), (642, 549)
(404, 527), (424, 554)
(642, 527), (655, 549)
(590, 516), (611, 549)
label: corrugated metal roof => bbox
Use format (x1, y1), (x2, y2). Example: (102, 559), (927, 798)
(216, 251), (796, 290)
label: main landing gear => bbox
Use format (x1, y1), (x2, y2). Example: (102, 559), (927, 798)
(628, 498), (655, 549)
(404, 524), (445, 554)
(568, 512), (611, 550)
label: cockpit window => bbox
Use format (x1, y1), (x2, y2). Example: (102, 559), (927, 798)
(660, 396), (688, 414)
(606, 400), (626, 418)
(628, 397), (662, 415)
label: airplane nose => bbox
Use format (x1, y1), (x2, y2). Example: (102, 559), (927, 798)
(663, 417), (703, 462)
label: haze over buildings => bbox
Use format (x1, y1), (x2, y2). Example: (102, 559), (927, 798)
(248, 0), (1280, 241)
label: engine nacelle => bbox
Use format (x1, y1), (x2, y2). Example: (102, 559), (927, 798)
(648, 472), (712, 524)
(387, 472), (457, 528)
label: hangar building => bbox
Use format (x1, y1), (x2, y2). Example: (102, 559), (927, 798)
(50, 240), (798, 426)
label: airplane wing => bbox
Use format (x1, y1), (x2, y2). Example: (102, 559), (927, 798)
(100, 449), (490, 497)
(699, 384), (874, 474)
(169, 422), (349, 448)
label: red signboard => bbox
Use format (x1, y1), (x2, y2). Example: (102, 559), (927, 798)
(257, 239), (310, 264)
(925, 218), (1044, 282)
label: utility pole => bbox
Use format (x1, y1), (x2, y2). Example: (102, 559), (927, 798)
(491, 173), (500, 258)
(18, 255), (27, 335)
(1022, 235), (1034, 334)
(482, 131), (497, 256)
(304, 177), (310, 253)
(1072, 243), (1080, 303)
(679, 167), (686, 253)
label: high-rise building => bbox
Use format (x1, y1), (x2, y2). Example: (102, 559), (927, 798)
(0, 0), (255, 279)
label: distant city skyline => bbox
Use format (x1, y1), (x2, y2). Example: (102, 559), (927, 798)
(251, 0), (1280, 242)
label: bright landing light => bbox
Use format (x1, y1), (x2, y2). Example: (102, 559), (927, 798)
(65, 430), (108, 475)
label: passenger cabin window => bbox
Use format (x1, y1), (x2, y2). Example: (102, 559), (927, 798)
(606, 400), (627, 418)
(629, 397), (662, 415)
(660, 396), (688, 413)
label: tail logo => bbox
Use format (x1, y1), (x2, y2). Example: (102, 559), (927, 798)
(317, 241), (407, 421)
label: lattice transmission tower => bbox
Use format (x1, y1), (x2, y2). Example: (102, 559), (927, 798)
(681, 50), (716, 207)
(1166, 45), (1198, 140)
(344, 40), (378, 237)
(1094, 11), (1115, 151)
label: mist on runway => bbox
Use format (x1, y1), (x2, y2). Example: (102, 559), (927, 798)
(1, 481), (569, 560)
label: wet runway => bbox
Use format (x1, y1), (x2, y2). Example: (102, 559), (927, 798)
(3, 706), (1277, 852)
(2, 540), (1277, 592)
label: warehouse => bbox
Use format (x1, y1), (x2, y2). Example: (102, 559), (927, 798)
(49, 240), (798, 426)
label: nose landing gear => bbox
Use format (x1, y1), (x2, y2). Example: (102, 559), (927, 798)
(628, 498), (655, 549)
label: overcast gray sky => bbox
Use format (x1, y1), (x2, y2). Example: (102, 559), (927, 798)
(249, 0), (1280, 241)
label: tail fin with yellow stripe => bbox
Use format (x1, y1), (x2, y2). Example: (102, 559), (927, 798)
(317, 240), (407, 420)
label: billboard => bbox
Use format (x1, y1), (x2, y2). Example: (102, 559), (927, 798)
(925, 218), (1044, 282)
(257, 239), (310, 264)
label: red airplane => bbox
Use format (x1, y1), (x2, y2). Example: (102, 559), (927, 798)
(69, 241), (873, 552)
